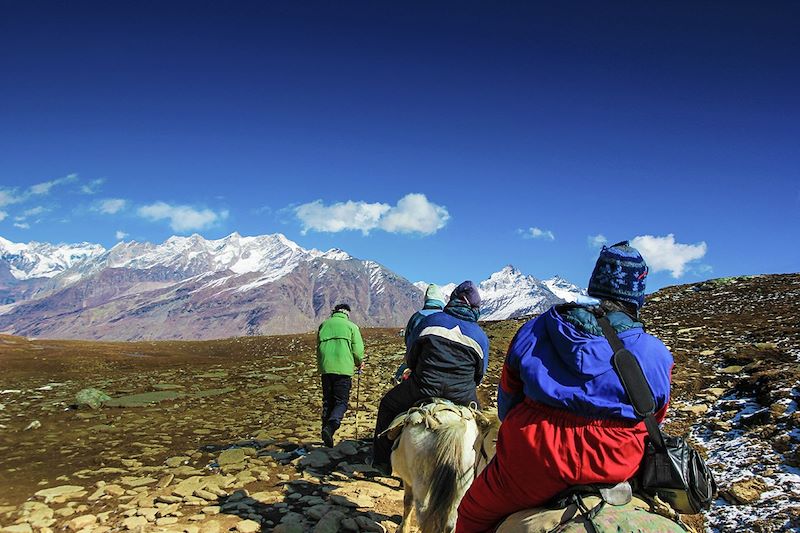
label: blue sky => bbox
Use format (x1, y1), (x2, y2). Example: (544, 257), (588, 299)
(1, 1), (798, 291)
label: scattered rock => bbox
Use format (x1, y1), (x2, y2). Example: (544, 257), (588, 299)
(724, 477), (768, 505)
(34, 485), (85, 504)
(234, 520), (261, 533)
(67, 514), (97, 531)
(75, 388), (111, 409)
(122, 516), (148, 531)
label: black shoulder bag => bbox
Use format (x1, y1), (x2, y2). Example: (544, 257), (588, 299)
(596, 313), (717, 515)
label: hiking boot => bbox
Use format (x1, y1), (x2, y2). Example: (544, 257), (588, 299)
(321, 425), (334, 447)
(373, 462), (392, 476)
(367, 456), (392, 476)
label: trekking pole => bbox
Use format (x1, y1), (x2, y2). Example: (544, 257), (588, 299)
(355, 364), (362, 441)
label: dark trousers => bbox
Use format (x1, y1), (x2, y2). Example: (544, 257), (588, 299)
(372, 378), (481, 467)
(321, 373), (352, 432)
(372, 377), (429, 467)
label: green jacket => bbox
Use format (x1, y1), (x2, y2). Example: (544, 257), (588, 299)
(316, 311), (365, 376)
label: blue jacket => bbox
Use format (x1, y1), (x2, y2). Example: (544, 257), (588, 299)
(404, 298), (445, 351)
(498, 305), (672, 421)
(406, 303), (490, 404)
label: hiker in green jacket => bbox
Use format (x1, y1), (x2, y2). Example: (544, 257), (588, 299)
(317, 303), (365, 447)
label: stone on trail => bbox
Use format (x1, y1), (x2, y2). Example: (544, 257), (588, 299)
(172, 476), (207, 498)
(341, 517), (359, 531)
(23, 420), (41, 431)
(235, 520), (261, 533)
(0, 525), (33, 533)
(313, 510), (346, 533)
(122, 516), (148, 531)
(165, 456), (190, 468)
(218, 448), (249, 466)
(34, 485), (85, 504)
(725, 477), (768, 505)
(679, 404), (709, 415)
(299, 449), (331, 469)
(273, 524), (304, 533)
(75, 388), (111, 409)
(67, 514), (97, 531)
(157, 473), (175, 488)
(354, 516), (386, 532)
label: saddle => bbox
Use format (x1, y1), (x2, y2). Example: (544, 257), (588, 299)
(382, 398), (483, 441)
(496, 483), (694, 533)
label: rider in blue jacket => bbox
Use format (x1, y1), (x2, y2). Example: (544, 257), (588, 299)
(371, 281), (489, 476)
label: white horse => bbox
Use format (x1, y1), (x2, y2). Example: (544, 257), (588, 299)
(389, 401), (499, 533)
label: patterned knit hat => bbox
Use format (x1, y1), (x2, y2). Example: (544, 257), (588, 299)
(450, 280), (481, 308)
(587, 241), (649, 308)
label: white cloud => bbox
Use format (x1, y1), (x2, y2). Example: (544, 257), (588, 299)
(115, 230), (129, 240)
(0, 189), (23, 208)
(379, 194), (450, 235)
(29, 174), (77, 195)
(22, 206), (47, 217)
(94, 198), (128, 215)
(137, 202), (229, 232)
(588, 234), (608, 248)
(81, 178), (105, 194)
(295, 193), (449, 235)
(519, 227), (555, 241)
(13, 222), (30, 229)
(630, 234), (708, 278)
(0, 211), (7, 221)
(296, 200), (389, 235)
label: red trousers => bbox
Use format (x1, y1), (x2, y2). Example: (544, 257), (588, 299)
(456, 399), (661, 533)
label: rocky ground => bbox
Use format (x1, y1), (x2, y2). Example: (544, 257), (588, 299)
(0, 273), (798, 532)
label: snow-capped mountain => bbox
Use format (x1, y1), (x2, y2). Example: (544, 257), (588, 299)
(0, 233), (418, 340)
(0, 233), (588, 339)
(478, 266), (567, 320)
(415, 266), (587, 320)
(0, 236), (105, 280)
(543, 275), (589, 303)
(413, 281), (457, 300)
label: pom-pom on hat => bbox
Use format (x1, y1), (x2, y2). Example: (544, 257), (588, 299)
(587, 240), (649, 308)
(450, 280), (481, 309)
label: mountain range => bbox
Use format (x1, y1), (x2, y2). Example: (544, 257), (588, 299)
(0, 233), (585, 340)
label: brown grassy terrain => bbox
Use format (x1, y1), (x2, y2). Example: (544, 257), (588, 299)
(0, 273), (798, 532)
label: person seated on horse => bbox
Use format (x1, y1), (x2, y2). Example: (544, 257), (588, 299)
(394, 283), (447, 384)
(371, 280), (490, 477)
(456, 241), (674, 533)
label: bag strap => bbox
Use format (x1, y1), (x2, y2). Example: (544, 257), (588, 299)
(595, 312), (666, 450)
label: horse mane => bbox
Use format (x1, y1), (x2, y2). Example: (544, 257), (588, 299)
(421, 419), (468, 533)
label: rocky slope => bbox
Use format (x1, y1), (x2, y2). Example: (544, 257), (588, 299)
(0, 273), (797, 532)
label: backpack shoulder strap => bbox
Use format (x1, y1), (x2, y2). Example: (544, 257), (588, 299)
(595, 313), (666, 450)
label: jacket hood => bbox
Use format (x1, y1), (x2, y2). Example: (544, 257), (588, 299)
(423, 297), (445, 310)
(543, 306), (643, 379)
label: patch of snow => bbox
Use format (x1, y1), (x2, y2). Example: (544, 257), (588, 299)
(693, 393), (800, 532)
